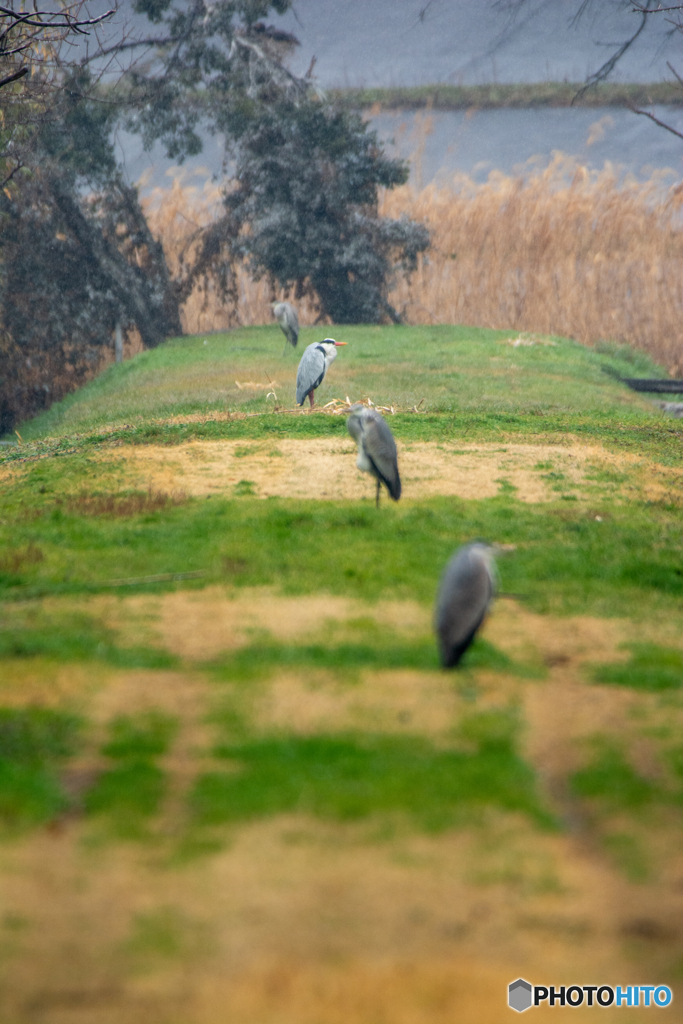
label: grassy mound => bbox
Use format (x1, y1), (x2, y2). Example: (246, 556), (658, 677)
(10, 324), (663, 442)
(0, 324), (682, 1016)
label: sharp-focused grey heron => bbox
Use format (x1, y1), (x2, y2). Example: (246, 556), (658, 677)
(295, 338), (346, 408)
(346, 403), (401, 507)
(434, 542), (497, 668)
(272, 301), (299, 352)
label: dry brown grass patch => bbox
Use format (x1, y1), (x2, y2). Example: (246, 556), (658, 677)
(154, 587), (423, 660)
(90, 439), (596, 503)
(2, 589), (683, 1021)
(256, 669), (459, 740)
(89, 436), (683, 506)
(64, 488), (187, 518)
(2, 813), (678, 1024)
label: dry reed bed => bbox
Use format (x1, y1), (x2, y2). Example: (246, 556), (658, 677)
(143, 156), (683, 374)
(142, 176), (323, 337)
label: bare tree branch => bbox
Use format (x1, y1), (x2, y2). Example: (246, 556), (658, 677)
(1, 159), (23, 186)
(0, 7), (115, 33)
(81, 35), (180, 63)
(632, 3), (683, 12)
(667, 59), (683, 86)
(628, 102), (683, 138)
(573, 0), (655, 101)
(0, 63), (26, 87)
(0, 3), (116, 93)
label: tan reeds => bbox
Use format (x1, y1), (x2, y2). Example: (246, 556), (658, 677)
(383, 154), (683, 374)
(142, 172), (323, 334)
(144, 155), (683, 374)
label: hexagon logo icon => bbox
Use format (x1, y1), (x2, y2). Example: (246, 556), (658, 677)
(509, 978), (533, 1012)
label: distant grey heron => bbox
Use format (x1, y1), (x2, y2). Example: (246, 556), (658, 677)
(272, 301), (299, 353)
(346, 403), (401, 507)
(296, 338), (346, 408)
(434, 542), (497, 668)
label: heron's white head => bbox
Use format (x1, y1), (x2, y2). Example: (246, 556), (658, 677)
(318, 338), (347, 366)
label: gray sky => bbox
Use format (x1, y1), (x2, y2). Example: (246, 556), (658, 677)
(270, 0), (678, 87)
(109, 0), (683, 189)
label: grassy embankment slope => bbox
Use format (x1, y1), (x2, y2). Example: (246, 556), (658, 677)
(1, 324), (683, 1023)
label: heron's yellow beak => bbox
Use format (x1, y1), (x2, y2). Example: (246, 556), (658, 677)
(334, 341), (347, 346)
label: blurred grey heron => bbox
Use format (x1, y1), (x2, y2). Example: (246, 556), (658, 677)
(346, 403), (401, 507)
(272, 301), (299, 353)
(296, 338), (346, 408)
(434, 542), (497, 668)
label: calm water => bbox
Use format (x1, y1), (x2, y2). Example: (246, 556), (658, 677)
(377, 106), (683, 186)
(118, 105), (683, 194)
(111, 0), (683, 191)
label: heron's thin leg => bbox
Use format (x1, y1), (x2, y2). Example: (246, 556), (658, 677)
(282, 340), (289, 357)
(308, 392), (315, 408)
(375, 479), (380, 508)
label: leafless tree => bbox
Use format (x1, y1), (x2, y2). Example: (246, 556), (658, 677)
(0, 2), (114, 89)
(628, 3), (683, 140)
(0, 3), (116, 187)
(499, 0), (683, 141)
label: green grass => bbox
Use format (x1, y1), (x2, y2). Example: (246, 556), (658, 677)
(0, 708), (81, 828)
(591, 643), (683, 692)
(191, 711), (552, 832)
(6, 325), (665, 444)
(206, 631), (532, 683)
(571, 746), (655, 810)
(85, 762), (167, 832)
(602, 832), (650, 883)
(0, 611), (178, 669)
(5, 409), (683, 472)
(85, 713), (178, 837)
(101, 712), (178, 759)
(1, 322), (682, 857)
(0, 494), (681, 619)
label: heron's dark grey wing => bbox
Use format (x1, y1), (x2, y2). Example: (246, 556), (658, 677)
(296, 345), (326, 405)
(435, 548), (493, 667)
(363, 415), (401, 501)
(288, 305), (299, 346)
(439, 615), (487, 668)
(283, 324), (298, 347)
(283, 304), (299, 347)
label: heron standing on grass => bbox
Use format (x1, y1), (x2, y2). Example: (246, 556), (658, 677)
(435, 542), (497, 667)
(296, 338), (346, 408)
(346, 403), (401, 507)
(272, 301), (299, 352)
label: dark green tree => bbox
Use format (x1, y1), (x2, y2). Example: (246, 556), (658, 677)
(100, 0), (429, 323)
(0, 72), (181, 432)
(102, 0), (298, 157)
(199, 99), (430, 323)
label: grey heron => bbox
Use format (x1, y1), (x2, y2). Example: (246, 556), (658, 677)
(434, 542), (497, 668)
(272, 301), (299, 353)
(346, 403), (401, 507)
(296, 338), (346, 408)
